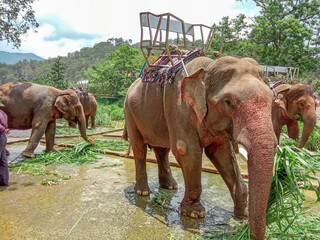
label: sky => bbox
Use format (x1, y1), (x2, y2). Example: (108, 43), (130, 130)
(0, 0), (258, 59)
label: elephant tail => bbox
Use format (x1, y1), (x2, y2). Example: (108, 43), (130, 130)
(122, 124), (128, 141)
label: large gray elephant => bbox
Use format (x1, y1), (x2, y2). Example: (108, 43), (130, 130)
(272, 83), (319, 148)
(0, 82), (95, 158)
(124, 56), (277, 239)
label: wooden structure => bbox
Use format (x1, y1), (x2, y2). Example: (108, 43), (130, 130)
(140, 12), (224, 66)
(260, 65), (300, 81)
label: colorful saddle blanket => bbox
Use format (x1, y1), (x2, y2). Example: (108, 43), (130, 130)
(141, 49), (206, 86)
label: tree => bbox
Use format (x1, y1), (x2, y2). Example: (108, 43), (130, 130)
(212, 14), (257, 58)
(0, 0), (39, 48)
(86, 44), (144, 96)
(51, 57), (69, 89)
(241, 0), (320, 72)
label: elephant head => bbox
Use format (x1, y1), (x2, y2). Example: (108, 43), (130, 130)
(54, 89), (90, 142)
(181, 56), (276, 239)
(273, 83), (319, 148)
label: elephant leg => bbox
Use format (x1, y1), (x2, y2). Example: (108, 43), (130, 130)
(126, 115), (149, 195)
(153, 147), (177, 190)
(287, 120), (299, 140)
(45, 121), (56, 152)
(90, 114), (96, 129)
(22, 120), (48, 158)
(172, 141), (205, 218)
(205, 140), (248, 219)
(85, 115), (89, 128)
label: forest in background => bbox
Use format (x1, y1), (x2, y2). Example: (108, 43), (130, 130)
(0, 0), (319, 97)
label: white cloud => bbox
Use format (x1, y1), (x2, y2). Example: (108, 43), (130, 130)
(0, 0), (258, 59)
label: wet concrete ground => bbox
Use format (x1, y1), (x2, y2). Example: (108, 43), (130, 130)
(0, 130), (234, 240)
(1, 120), (320, 240)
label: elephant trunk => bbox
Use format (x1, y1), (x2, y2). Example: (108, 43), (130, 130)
(76, 105), (89, 141)
(234, 98), (275, 239)
(298, 109), (316, 148)
(247, 138), (274, 239)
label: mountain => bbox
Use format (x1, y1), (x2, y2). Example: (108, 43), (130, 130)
(0, 51), (44, 64)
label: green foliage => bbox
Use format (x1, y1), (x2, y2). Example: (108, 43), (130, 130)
(201, 145), (320, 239)
(0, 0), (39, 48)
(8, 139), (128, 184)
(86, 44), (145, 96)
(149, 189), (169, 206)
(50, 56), (69, 89)
(281, 124), (320, 152)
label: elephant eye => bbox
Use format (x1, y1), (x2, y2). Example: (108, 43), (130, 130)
(225, 99), (231, 105)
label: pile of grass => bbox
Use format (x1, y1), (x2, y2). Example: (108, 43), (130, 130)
(281, 122), (320, 151)
(202, 145), (320, 239)
(9, 141), (100, 185)
(55, 125), (99, 135)
(9, 139), (131, 185)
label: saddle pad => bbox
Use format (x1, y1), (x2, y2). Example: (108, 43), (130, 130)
(142, 49), (206, 86)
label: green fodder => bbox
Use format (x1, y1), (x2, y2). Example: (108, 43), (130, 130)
(304, 125), (320, 152)
(281, 123), (320, 152)
(149, 189), (169, 206)
(8, 141), (100, 184)
(90, 139), (129, 152)
(266, 146), (320, 232)
(8, 140), (130, 181)
(55, 125), (98, 135)
(201, 145), (320, 239)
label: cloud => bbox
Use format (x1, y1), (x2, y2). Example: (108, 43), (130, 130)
(37, 15), (103, 41)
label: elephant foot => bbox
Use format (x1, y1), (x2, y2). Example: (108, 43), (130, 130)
(45, 148), (56, 153)
(181, 200), (205, 218)
(134, 182), (150, 196)
(159, 175), (178, 190)
(234, 206), (248, 220)
(22, 151), (35, 158)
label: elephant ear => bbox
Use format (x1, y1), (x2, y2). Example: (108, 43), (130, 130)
(274, 94), (287, 112)
(181, 68), (207, 123)
(54, 95), (70, 114)
(273, 84), (291, 112)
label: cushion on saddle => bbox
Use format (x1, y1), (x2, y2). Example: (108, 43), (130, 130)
(141, 49), (206, 86)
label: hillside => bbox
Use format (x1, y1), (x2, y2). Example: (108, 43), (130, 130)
(0, 38), (139, 84)
(0, 51), (44, 64)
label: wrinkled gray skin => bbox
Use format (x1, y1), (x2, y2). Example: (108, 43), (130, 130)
(0, 82), (93, 158)
(272, 83), (319, 148)
(124, 56), (277, 240)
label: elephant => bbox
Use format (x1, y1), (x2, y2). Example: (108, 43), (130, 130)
(272, 83), (319, 148)
(124, 56), (277, 239)
(0, 82), (95, 158)
(70, 87), (97, 128)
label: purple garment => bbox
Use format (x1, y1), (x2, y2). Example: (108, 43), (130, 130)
(0, 109), (8, 134)
(0, 109), (8, 186)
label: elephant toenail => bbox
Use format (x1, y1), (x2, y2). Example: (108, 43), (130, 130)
(168, 186), (173, 190)
(142, 191), (149, 196)
(136, 190), (142, 195)
(190, 212), (198, 218)
(199, 211), (205, 218)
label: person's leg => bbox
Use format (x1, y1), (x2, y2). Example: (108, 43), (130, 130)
(0, 135), (9, 186)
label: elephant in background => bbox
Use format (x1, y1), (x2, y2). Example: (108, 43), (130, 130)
(272, 83), (319, 148)
(0, 82), (94, 158)
(70, 87), (97, 128)
(124, 56), (277, 239)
